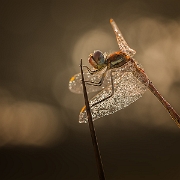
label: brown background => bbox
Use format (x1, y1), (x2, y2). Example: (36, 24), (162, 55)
(0, 0), (180, 179)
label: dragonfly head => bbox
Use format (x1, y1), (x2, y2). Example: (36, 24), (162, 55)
(88, 50), (106, 70)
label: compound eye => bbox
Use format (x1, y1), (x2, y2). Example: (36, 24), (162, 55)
(93, 50), (104, 64)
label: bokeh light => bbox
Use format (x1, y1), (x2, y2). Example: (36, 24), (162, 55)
(0, 88), (66, 146)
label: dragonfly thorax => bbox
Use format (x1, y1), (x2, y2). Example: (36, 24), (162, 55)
(88, 50), (107, 70)
(107, 51), (130, 69)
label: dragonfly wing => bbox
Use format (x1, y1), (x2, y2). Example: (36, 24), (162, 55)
(110, 19), (136, 57)
(79, 61), (147, 123)
(69, 67), (110, 94)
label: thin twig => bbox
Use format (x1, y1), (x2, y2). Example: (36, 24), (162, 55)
(80, 59), (105, 180)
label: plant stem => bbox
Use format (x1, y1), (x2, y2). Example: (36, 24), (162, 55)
(80, 59), (105, 180)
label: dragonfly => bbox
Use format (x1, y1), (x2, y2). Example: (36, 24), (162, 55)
(69, 19), (180, 128)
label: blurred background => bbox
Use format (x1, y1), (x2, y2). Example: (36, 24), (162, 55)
(0, 0), (180, 179)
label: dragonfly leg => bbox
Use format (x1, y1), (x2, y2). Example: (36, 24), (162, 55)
(84, 74), (105, 86)
(82, 65), (98, 75)
(90, 70), (115, 107)
(85, 72), (106, 86)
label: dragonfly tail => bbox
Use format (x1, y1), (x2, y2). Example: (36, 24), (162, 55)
(148, 81), (180, 128)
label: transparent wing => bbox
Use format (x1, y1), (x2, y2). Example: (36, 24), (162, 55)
(79, 61), (148, 123)
(69, 67), (111, 94)
(110, 19), (136, 57)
